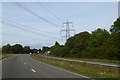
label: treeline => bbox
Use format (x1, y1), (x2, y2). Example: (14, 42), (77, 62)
(49, 18), (120, 60)
(2, 44), (42, 54)
(2, 43), (51, 54)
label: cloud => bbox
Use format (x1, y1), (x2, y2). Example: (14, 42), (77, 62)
(29, 43), (43, 49)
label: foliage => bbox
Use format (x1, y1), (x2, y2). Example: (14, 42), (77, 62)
(2, 44), (30, 54)
(12, 44), (23, 54)
(109, 17), (120, 60)
(42, 46), (50, 53)
(31, 49), (38, 54)
(89, 28), (110, 47)
(23, 46), (30, 54)
(110, 17), (120, 33)
(83, 28), (110, 59)
(2, 44), (11, 53)
(49, 18), (120, 61)
(50, 41), (63, 56)
(39, 49), (42, 53)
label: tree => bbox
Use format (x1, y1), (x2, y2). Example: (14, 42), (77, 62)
(65, 31), (91, 58)
(31, 49), (38, 54)
(12, 44), (23, 54)
(103, 36), (118, 60)
(55, 41), (60, 46)
(110, 17), (120, 33)
(89, 28), (110, 47)
(65, 36), (75, 50)
(85, 28), (110, 59)
(2, 44), (11, 53)
(23, 46), (30, 54)
(42, 46), (50, 53)
(50, 42), (65, 57)
(39, 49), (42, 53)
(109, 18), (120, 60)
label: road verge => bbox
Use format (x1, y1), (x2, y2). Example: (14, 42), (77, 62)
(31, 54), (120, 79)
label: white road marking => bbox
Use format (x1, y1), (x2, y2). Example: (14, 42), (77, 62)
(31, 69), (36, 72)
(24, 63), (26, 65)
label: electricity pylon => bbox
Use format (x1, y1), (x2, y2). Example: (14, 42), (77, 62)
(60, 20), (75, 41)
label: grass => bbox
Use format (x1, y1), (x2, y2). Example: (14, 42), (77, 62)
(49, 55), (120, 65)
(31, 55), (120, 79)
(1, 53), (12, 60)
(0, 48), (12, 60)
(68, 58), (120, 65)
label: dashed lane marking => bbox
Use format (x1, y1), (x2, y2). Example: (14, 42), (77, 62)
(24, 62), (26, 65)
(31, 69), (36, 72)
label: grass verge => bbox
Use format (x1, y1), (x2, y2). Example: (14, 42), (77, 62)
(1, 54), (12, 60)
(49, 55), (120, 65)
(31, 55), (120, 79)
(68, 58), (120, 65)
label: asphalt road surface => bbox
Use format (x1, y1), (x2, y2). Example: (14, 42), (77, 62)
(2, 54), (90, 78)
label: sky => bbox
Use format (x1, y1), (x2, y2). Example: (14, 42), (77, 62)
(0, 2), (118, 49)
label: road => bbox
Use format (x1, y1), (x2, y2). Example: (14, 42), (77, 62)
(1, 54), (90, 79)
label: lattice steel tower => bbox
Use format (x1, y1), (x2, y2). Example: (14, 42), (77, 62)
(60, 20), (75, 41)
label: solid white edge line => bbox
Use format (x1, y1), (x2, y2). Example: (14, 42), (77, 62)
(31, 69), (36, 72)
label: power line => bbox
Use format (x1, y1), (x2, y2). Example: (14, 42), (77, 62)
(12, 2), (61, 29)
(2, 20), (60, 40)
(60, 20), (76, 41)
(2, 17), (60, 36)
(2, 17), (38, 31)
(2, 31), (60, 49)
(37, 2), (64, 22)
(2, 32), (56, 42)
(2, 32), (42, 41)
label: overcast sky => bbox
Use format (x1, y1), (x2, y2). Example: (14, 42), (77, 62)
(1, 2), (118, 49)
